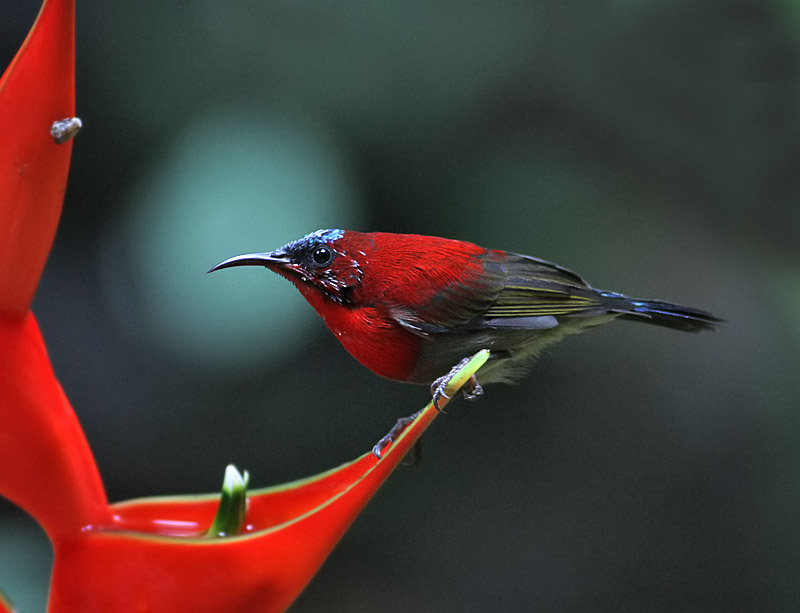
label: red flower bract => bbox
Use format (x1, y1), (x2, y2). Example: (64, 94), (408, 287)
(0, 0), (75, 319)
(0, 1), (489, 609)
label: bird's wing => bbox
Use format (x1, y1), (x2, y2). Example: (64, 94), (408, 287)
(479, 252), (607, 327)
(391, 250), (609, 335)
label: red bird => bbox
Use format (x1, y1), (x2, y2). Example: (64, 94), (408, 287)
(210, 229), (719, 454)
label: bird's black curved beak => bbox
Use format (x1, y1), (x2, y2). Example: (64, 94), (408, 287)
(207, 251), (292, 273)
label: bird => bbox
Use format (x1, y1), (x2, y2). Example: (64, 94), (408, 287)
(210, 229), (720, 456)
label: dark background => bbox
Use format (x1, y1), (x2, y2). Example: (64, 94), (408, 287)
(2, 1), (800, 610)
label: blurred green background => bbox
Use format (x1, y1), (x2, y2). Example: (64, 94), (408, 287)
(2, 0), (800, 610)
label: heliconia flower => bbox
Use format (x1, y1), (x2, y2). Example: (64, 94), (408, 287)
(0, 0), (490, 609)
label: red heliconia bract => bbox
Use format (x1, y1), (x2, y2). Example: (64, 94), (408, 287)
(0, 1), (484, 610)
(0, 0), (111, 537)
(0, 0), (75, 319)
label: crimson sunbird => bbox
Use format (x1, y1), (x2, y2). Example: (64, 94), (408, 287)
(210, 229), (720, 455)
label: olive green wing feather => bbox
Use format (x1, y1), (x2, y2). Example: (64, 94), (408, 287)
(478, 251), (609, 328)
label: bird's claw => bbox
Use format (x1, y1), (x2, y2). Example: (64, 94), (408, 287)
(430, 357), (482, 411)
(430, 377), (451, 413)
(372, 436), (392, 459)
(372, 410), (422, 459)
(461, 375), (484, 401)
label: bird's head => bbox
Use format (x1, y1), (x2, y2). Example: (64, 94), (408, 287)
(209, 229), (365, 305)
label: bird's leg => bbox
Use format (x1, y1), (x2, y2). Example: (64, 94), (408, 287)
(372, 409), (423, 459)
(430, 357), (483, 410)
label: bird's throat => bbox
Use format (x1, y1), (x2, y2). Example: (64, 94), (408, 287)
(294, 283), (421, 382)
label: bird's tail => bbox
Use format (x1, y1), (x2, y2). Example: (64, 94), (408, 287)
(600, 292), (722, 333)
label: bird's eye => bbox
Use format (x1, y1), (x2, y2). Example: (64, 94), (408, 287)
(311, 246), (333, 266)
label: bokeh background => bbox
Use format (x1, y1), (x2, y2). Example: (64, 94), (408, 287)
(2, 0), (800, 610)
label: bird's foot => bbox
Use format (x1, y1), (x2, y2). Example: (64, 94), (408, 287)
(461, 375), (484, 401)
(430, 358), (483, 410)
(372, 410), (423, 459)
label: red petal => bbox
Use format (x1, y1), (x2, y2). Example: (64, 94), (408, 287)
(0, 313), (110, 536)
(0, 0), (75, 319)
